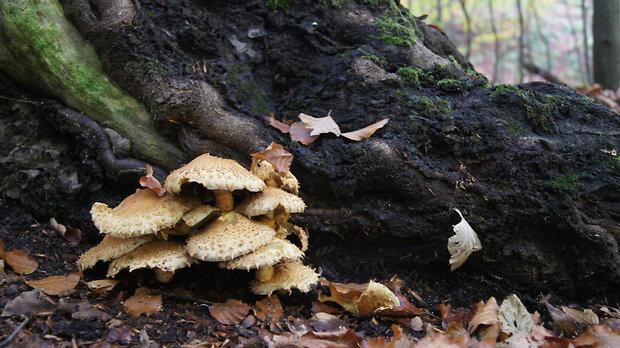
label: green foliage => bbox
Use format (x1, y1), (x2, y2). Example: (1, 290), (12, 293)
(266, 0), (291, 10)
(409, 95), (451, 117)
(362, 54), (381, 63)
(437, 78), (468, 92)
(397, 67), (424, 86)
(373, 15), (418, 47)
(551, 173), (584, 192)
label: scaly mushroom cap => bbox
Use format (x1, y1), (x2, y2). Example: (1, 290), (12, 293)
(187, 211), (276, 262)
(77, 234), (156, 270)
(91, 189), (197, 238)
(251, 159), (299, 194)
(235, 187), (306, 217)
(220, 238), (304, 270)
(107, 240), (197, 277)
(164, 154), (266, 194)
(250, 262), (320, 295)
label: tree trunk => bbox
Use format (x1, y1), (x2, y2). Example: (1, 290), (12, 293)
(0, 0), (618, 303)
(593, 0), (620, 89)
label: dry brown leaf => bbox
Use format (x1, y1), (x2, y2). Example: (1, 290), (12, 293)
(298, 112), (342, 136)
(468, 297), (499, 333)
(26, 272), (80, 296)
(498, 294), (534, 335)
(0, 259), (4, 273)
(263, 328), (361, 348)
(1, 289), (57, 317)
(448, 208), (482, 271)
(572, 325), (620, 347)
(124, 287), (162, 316)
(311, 301), (342, 314)
(318, 280), (399, 317)
(139, 164), (166, 196)
(543, 297), (584, 335)
(86, 279), (121, 294)
(439, 303), (471, 329)
(251, 143), (294, 173)
(341, 118), (389, 141)
(269, 113), (291, 134)
(378, 278), (429, 318)
(255, 295), (283, 323)
(5, 249), (38, 274)
(49, 218), (82, 245)
(415, 332), (465, 348)
(561, 306), (599, 326)
(209, 299), (252, 325)
(0, 238), (5, 258)
(289, 122), (319, 145)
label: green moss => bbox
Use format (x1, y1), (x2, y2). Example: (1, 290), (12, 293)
(609, 156), (620, 170)
(551, 173), (584, 192)
(490, 84), (525, 98)
(409, 95), (451, 117)
(437, 78), (468, 92)
(373, 15), (418, 48)
(338, 51), (353, 59)
(266, 0), (291, 9)
(362, 54), (381, 63)
(397, 67), (423, 87)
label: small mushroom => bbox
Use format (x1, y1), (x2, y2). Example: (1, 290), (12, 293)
(235, 187), (306, 219)
(186, 211), (276, 262)
(107, 240), (197, 283)
(164, 154), (265, 211)
(77, 234), (156, 270)
(158, 205), (219, 239)
(251, 159), (299, 194)
(90, 189), (197, 238)
(250, 261), (320, 296)
(219, 238), (304, 271)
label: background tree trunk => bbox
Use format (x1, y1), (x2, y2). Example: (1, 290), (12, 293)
(593, 0), (620, 89)
(0, 0), (618, 303)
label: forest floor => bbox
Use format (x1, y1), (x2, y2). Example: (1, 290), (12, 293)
(1, 203), (619, 347)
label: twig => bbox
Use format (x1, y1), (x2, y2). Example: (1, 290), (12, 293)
(0, 316), (30, 348)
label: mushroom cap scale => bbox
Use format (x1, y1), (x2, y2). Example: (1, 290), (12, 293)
(164, 154), (266, 194)
(250, 262), (320, 295)
(91, 189), (197, 238)
(107, 240), (197, 277)
(186, 211), (276, 262)
(251, 159), (299, 194)
(220, 238), (304, 270)
(235, 187), (306, 217)
(77, 234), (156, 270)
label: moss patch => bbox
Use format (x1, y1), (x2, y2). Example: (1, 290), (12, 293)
(373, 13), (419, 48)
(551, 173), (584, 192)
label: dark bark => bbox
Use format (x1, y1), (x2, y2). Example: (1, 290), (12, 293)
(593, 0), (620, 89)
(0, 0), (619, 302)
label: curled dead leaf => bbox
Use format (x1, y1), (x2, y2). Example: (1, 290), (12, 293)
(26, 272), (81, 296)
(498, 294), (534, 335)
(251, 143), (294, 174)
(86, 279), (120, 294)
(468, 297), (499, 333)
(5, 249), (38, 274)
(50, 218), (81, 245)
(298, 112), (342, 136)
(1, 289), (57, 317)
(209, 299), (253, 325)
(269, 113), (291, 134)
(341, 118), (389, 141)
(124, 288), (162, 316)
(139, 164), (166, 196)
(448, 208), (482, 271)
(255, 295), (283, 323)
(289, 122), (319, 145)
(318, 280), (399, 317)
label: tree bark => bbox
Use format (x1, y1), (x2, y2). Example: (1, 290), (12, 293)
(0, 0), (619, 302)
(593, 0), (620, 89)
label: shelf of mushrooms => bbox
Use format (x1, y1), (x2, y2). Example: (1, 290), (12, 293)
(78, 154), (319, 295)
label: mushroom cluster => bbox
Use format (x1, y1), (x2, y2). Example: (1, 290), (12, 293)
(78, 154), (319, 295)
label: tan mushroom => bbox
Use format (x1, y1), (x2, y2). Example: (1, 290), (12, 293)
(235, 187), (305, 218)
(158, 205), (220, 239)
(251, 159), (299, 194)
(219, 238), (304, 271)
(90, 189), (197, 238)
(186, 211), (275, 262)
(164, 154), (265, 211)
(250, 261), (320, 295)
(107, 240), (197, 283)
(77, 234), (156, 270)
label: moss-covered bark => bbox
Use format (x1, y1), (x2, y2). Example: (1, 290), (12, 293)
(0, 0), (185, 169)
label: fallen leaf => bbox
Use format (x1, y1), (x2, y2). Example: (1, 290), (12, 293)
(561, 306), (599, 326)
(448, 208), (482, 271)
(0, 238), (5, 258)
(263, 328), (361, 348)
(572, 325), (620, 347)
(468, 297), (499, 333)
(543, 297), (585, 335)
(498, 294), (534, 335)
(299, 112), (342, 136)
(124, 288), (162, 316)
(377, 277), (429, 317)
(318, 280), (400, 317)
(26, 273), (80, 296)
(269, 113), (291, 134)
(1, 289), (57, 316)
(4, 249), (38, 274)
(0, 259), (4, 273)
(412, 333), (464, 348)
(309, 312), (348, 332)
(49, 218), (82, 245)
(311, 301), (341, 314)
(438, 303), (471, 328)
(251, 143), (294, 173)
(341, 118), (389, 141)
(139, 164), (166, 196)
(86, 279), (121, 294)
(209, 299), (252, 325)
(289, 122), (319, 145)
(255, 295), (283, 323)
(72, 303), (112, 321)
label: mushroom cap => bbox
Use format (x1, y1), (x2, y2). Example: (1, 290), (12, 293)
(235, 187), (306, 217)
(220, 238), (304, 270)
(107, 240), (197, 277)
(77, 234), (156, 270)
(250, 262), (320, 295)
(251, 159), (299, 194)
(91, 189), (197, 238)
(187, 211), (276, 262)
(164, 154), (266, 194)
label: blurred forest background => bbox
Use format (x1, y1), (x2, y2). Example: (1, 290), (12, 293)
(402, 0), (605, 87)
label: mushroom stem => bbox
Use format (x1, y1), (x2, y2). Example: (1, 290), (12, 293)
(214, 190), (234, 211)
(256, 265), (275, 282)
(154, 269), (175, 283)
